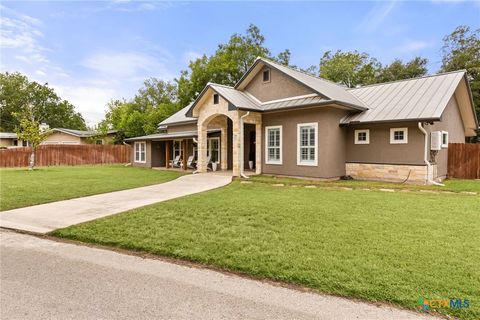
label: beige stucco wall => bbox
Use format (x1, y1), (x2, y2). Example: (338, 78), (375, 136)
(244, 66), (314, 102)
(43, 132), (83, 144)
(0, 138), (14, 147)
(346, 122), (425, 165)
(425, 96), (465, 179)
(167, 123), (198, 133)
(262, 106), (349, 179)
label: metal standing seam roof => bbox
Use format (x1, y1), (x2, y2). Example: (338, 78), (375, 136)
(125, 129), (220, 142)
(341, 70), (466, 124)
(236, 57), (368, 110)
(159, 103), (197, 126)
(209, 83), (261, 110)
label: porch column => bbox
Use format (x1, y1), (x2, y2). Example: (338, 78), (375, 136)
(255, 123), (262, 174)
(165, 141), (170, 168)
(196, 123), (208, 173)
(220, 125), (228, 170)
(182, 139), (187, 170)
(232, 116), (241, 177)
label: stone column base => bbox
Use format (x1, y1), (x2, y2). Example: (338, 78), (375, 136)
(346, 163), (431, 184)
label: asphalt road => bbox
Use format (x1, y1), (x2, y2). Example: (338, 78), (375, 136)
(0, 230), (438, 320)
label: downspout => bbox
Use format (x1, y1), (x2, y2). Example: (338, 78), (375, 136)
(417, 122), (444, 186)
(240, 112), (250, 179)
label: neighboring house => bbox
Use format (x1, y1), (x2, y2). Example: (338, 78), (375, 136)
(126, 57), (478, 184)
(0, 132), (29, 148)
(0, 128), (118, 148)
(42, 128), (118, 145)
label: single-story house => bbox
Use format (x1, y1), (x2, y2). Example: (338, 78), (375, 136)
(126, 57), (478, 184)
(0, 128), (117, 148)
(41, 128), (117, 145)
(0, 132), (29, 148)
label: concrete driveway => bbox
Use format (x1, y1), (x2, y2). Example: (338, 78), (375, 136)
(0, 172), (231, 234)
(0, 230), (440, 320)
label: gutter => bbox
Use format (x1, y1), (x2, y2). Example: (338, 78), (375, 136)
(418, 122), (444, 186)
(239, 111), (250, 179)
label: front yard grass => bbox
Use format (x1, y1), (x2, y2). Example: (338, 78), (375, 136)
(0, 165), (183, 211)
(52, 180), (480, 319)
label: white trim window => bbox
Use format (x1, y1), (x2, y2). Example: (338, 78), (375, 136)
(441, 131), (449, 148)
(134, 142), (146, 163)
(265, 125), (282, 164)
(207, 137), (220, 163)
(297, 122), (318, 166)
(390, 128), (408, 144)
(354, 129), (370, 144)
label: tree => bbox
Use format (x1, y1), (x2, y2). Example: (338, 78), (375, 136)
(319, 50), (381, 88)
(0, 72), (86, 132)
(13, 105), (50, 170)
(441, 25), (480, 121)
(103, 78), (179, 138)
(176, 24), (290, 106)
(378, 57), (428, 83)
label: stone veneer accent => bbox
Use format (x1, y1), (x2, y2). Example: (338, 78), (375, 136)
(346, 163), (432, 184)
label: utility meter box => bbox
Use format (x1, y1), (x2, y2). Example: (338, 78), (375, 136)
(430, 131), (442, 151)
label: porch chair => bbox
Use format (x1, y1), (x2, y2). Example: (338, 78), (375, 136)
(169, 155), (181, 168)
(187, 155), (196, 169)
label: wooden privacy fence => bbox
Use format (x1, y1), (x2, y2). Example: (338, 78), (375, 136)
(448, 143), (480, 179)
(0, 144), (131, 167)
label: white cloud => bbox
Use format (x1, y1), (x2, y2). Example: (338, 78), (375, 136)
(395, 40), (434, 53)
(52, 85), (118, 126)
(82, 51), (176, 80)
(183, 51), (202, 64)
(357, 1), (397, 32)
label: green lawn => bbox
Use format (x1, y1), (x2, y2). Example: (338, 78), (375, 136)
(52, 181), (480, 319)
(0, 165), (183, 211)
(249, 174), (480, 193)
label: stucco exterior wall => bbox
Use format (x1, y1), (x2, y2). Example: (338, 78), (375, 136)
(346, 122), (425, 165)
(262, 107), (348, 179)
(43, 132), (83, 144)
(167, 123), (198, 133)
(425, 96), (465, 179)
(244, 66), (314, 102)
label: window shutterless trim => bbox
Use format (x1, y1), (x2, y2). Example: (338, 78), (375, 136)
(297, 122), (318, 166)
(265, 125), (282, 165)
(354, 129), (370, 144)
(441, 131), (449, 148)
(134, 141), (146, 163)
(389, 127), (408, 144)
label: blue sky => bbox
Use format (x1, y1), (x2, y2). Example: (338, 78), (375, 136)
(1, 1), (479, 126)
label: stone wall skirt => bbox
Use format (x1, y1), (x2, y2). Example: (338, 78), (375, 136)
(346, 162), (431, 184)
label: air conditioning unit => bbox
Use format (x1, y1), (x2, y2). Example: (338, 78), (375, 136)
(430, 131), (442, 151)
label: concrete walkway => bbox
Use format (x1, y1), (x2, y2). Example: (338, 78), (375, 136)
(1, 230), (439, 320)
(0, 172), (232, 234)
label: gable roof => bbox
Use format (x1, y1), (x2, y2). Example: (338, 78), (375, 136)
(159, 103), (197, 126)
(341, 70), (474, 125)
(0, 132), (17, 139)
(51, 128), (118, 138)
(235, 57), (367, 110)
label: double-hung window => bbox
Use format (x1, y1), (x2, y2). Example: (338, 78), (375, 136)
(134, 142), (146, 163)
(297, 122), (318, 166)
(265, 126), (282, 164)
